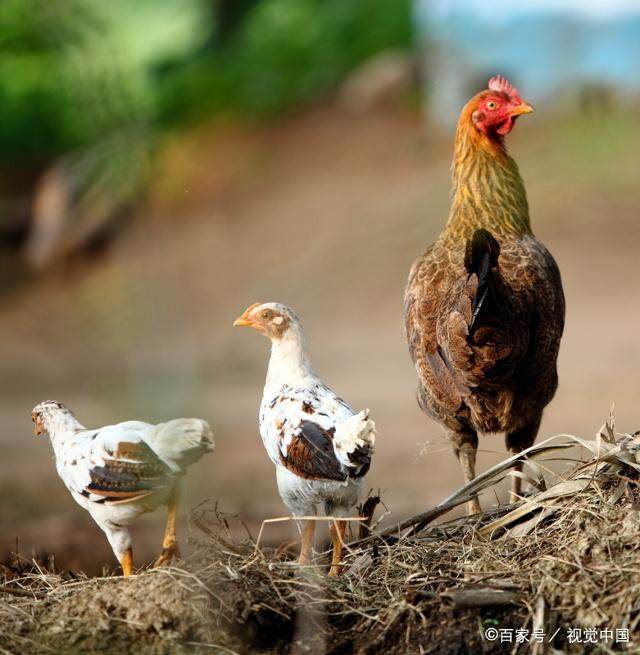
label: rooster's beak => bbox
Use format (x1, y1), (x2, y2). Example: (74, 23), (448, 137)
(510, 102), (534, 116)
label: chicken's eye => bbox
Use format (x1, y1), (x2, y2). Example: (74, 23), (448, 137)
(261, 311), (272, 320)
(486, 100), (499, 110)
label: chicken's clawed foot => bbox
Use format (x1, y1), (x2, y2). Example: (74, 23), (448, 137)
(154, 541), (181, 568)
(467, 497), (482, 515)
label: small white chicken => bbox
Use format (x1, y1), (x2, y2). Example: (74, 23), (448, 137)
(234, 302), (376, 576)
(31, 400), (214, 576)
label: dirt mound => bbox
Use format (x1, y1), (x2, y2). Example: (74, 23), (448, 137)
(0, 567), (208, 654)
(2, 419), (639, 654)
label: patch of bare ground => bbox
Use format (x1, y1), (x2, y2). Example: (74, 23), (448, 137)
(3, 419), (640, 654)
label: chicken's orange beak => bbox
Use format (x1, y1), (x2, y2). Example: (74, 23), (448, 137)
(32, 416), (44, 437)
(510, 101), (534, 116)
(233, 302), (262, 329)
(233, 316), (254, 328)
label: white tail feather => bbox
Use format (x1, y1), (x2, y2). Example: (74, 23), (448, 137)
(144, 418), (214, 471)
(333, 410), (376, 469)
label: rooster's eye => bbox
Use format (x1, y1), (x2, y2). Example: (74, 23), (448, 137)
(261, 311), (272, 319)
(486, 101), (498, 110)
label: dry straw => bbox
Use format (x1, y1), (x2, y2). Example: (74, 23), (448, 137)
(2, 416), (640, 653)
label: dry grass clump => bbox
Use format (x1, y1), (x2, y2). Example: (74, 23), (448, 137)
(2, 419), (640, 654)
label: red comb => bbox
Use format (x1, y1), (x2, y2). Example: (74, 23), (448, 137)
(488, 75), (520, 99)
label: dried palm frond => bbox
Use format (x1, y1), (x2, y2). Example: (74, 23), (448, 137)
(478, 420), (640, 538)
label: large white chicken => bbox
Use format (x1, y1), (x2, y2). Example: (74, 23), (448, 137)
(234, 302), (375, 576)
(31, 400), (214, 576)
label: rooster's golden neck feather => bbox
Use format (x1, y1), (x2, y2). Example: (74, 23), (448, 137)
(444, 101), (532, 242)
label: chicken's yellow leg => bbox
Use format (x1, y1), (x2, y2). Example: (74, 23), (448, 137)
(121, 547), (134, 577)
(328, 520), (347, 578)
(298, 520), (315, 565)
(154, 488), (181, 567)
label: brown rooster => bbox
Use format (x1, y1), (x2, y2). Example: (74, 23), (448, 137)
(404, 75), (565, 513)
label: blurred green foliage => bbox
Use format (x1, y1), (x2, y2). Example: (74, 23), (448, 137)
(0, 0), (411, 164)
(0, 0), (411, 255)
(163, 0), (412, 120)
(0, 0), (209, 165)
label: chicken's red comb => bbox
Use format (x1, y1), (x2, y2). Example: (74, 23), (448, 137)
(488, 75), (520, 100)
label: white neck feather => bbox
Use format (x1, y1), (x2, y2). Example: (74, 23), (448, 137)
(44, 409), (85, 455)
(265, 325), (317, 391)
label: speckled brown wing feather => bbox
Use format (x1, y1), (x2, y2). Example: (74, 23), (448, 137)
(86, 441), (172, 502)
(404, 243), (467, 427)
(279, 421), (347, 482)
(503, 236), (565, 409)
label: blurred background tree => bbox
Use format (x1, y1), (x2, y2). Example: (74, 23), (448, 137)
(0, 0), (411, 278)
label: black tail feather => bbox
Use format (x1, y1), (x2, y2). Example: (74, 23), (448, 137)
(464, 229), (500, 329)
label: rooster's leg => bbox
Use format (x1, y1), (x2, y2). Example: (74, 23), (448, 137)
(298, 519), (315, 565)
(328, 520), (347, 578)
(154, 486), (181, 567)
(506, 417), (540, 504)
(451, 430), (481, 514)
